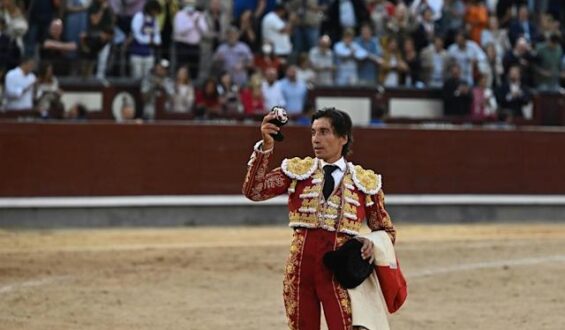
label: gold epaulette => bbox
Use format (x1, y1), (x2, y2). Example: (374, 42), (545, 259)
(281, 157), (318, 180)
(348, 163), (382, 195)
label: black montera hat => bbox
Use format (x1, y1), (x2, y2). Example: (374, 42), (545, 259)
(323, 239), (374, 289)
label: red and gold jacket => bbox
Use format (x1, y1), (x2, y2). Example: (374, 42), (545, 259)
(242, 142), (396, 242)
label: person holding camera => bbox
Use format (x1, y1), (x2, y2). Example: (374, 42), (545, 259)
(3, 56), (36, 110)
(243, 107), (396, 329)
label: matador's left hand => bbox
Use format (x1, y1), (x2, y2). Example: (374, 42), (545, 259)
(355, 237), (375, 265)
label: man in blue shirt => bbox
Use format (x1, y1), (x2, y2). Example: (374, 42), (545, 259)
(355, 23), (382, 85)
(280, 65), (308, 114)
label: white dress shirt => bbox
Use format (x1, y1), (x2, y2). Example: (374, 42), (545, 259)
(4, 67), (36, 110)
(320, 157), (347, 191)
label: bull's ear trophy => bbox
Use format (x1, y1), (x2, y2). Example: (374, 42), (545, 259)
(269, 106), (288, 142)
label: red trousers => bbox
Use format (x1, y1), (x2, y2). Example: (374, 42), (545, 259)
(283, 228), (352, 330)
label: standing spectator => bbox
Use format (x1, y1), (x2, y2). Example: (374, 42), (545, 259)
(464, 0), (488, 44)
(0, 16), (21, 78)
(379, 37), (408, 87)
(502, 37), (537, 88)
(213, 26), (254, 87)
(440, 0), (466, 38)
(355, 23), (382, 85)
(409, 0), (444, 21)
(447, 31), (482, 85)
(140, 59), (174, 119)
(334, 28), (368, 86)
(35, 62), (63, 118)
(321, 0), (370, 45)
(261, 4), (293, 59)
(411, 7), (436, 53)
(261, 66), (285, 111)
(535, 33), (563, 91)
(296, 53), (315, 86)
(1, 0), (28, 53)
(3, 56), (36, 110)
(156, 0), (179, 61)
(471, 73), (497, 120)
(309, 34), (334, 86)
(195, 77), (221, 116)
(130, 0), (162, 79)
(80, 0), (114, 79)
(173, 0), (208, 81)
(403, 37), (422, 87)
(485, 43), (504, 89)
(480, 15), (511, 60)
(368, 0), (394, 37)
(217, 71), (243, 114)
(287, 0), (325, 54)
(108, 0), (145, 36)
(254, 41), (282, 76)
(200, 0), (230, 81)
(384, 2), (415, 44)
(63, 0), (92, 59)
(237, 9), (260, 52)
(421, 35), (448, 87)
(170, 65), (195, 113)
(442, 63), (473, 116)
(508, 5), (539, 46)
(40, 19), (78, 76)
(233, 0), (272, 20)
(23, 0), (57, 56)
(279, 65), (308, 115)
(495, 65), (532, 118)
(240, 72), (265, 115)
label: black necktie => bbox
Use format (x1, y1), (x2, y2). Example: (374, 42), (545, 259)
(323, 165), (338, 200)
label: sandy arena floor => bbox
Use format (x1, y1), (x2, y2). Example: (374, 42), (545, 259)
(1, 224), (565, 330)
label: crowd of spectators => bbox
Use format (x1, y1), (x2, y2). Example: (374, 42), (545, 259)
(0, 0), (564, 122)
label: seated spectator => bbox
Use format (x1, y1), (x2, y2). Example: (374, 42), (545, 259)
(261, 66), (285, 112)
(40, 19), (78, 76)
(217, 71), (243, 114)
(130, 1), (161, 79)
(421, 35), (448, 88)
(195, 77), (222, 117)
(80, 0), (114, 79)
(170, 66), (195, 113)
(334, 28), (368, 86)
(502, 37), (538, 88)
(213, 26), (254, 87)
(534, 33), (563, 92)
(402, 37), (422, 87)
(0, 16), (21, 78)
(3, 56), (36, 110)
(254, 42), (282, 76)
(296, 53), (315, 86)
(240, 72), (265, 115)
(308, 34), (334, 86)
(261, 4), (293, 59)
(0, 0), (28, 52)
(35, 62), (63, 118)
(379, 37), (408, 87)
(471, 74), (497, 120)
(66, 102), (88, 120)
(279, 65), (307, 115)
(495, 65), (532, 119)
(442, 63), (472, 116)
(140, 59), (174, 120)
(355, 23), (382, 85)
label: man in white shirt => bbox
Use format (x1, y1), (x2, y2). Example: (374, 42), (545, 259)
(261, 67), (285, 112)
(261, 5), (293, 58)
(4, 56), (36, 110)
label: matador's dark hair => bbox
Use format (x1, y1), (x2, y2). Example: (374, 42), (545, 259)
(311, 107), (353, 157)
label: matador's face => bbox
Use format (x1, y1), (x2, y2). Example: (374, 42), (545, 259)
(311, 118), (347, 163)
